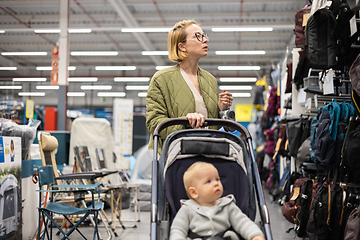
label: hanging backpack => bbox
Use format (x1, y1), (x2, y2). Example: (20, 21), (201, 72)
(344, 204), (360, 240)
(265, 86), (279, 119)
(295, 179), (320, 238)
(306, 184), (332, 240)
(264, 128), (276, 158)
(338, 100), (355, 140)
(314, 100), (343, 166)
(282, 177), (309, 224)
(306, 7), (338, 69)
(295, 4), (312, 48)
(343, 124), (360, 183)
(294, 50), (311, 90)
(333, 0), (357, 70)
(286, 118), (303, 157)
(273, 124), (288, 159)
(310, 107), (323, 163)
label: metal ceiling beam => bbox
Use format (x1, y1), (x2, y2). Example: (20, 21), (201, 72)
(108, 0), (165, 66)
(0, 0), (304, 7)
(0, 12), (298, 23)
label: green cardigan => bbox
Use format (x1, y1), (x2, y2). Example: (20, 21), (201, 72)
(146, 64), (220, 154)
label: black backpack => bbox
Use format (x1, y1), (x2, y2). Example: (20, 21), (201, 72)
(333, 0), (356, 70)
(343, 124), (360, 183)
(306, 183), (346, 240)
(306, 7), (338, 70)
(295, 179), (319, 237)
(293, 51), (311, 90)
(306, 184), (332, 240)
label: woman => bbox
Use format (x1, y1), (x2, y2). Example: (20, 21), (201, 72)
(146, 19), (233, 154)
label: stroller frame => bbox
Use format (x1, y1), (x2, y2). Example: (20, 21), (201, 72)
(150, 118), (273, 240)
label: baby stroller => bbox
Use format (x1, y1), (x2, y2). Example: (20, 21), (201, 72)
(150, 118), (273, 240)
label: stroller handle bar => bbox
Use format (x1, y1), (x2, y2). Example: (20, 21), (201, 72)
(153, 118), (252, 139)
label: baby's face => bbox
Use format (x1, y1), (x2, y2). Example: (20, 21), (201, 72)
(193, 165), (223, 206)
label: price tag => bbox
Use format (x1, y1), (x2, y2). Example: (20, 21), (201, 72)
(323, 70), (334, 95)
(305, 98), (312, 109)
(297, 88), (306, 103)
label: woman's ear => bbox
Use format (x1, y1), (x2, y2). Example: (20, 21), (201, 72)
(188, 187), (198, 199)
(178, 42), (186, 52)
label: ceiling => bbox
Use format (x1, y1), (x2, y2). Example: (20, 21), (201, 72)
(0, 0), (306, 107)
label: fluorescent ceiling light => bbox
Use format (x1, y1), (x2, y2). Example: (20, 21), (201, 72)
(219, 86), (252, 90)
(1, 52), (47, 56)
(81, 85), (112, 90)
(232, 93), (252, 97)
(156, 66), (172, 70)
(126, 85), (149, 90)
(67, 92), (85, 97)
(219, 77), (257, 82)
(215, 51), (266, 55)
(138, 92), (147, 97)
(34, 29), (61, 33)
(36, 85), (59, 90)
(67, 77), (98, 82)
(0, 67), (17, 70)
(36, 66), (76, 71)
(36, 66), (52, 71)
(121, 27), (171, 32)
(0, 30), (4, 33)
(68, 29), (91, 33)
(0, 86), (22, 90)
(18, 92), (45, 96)
(95, 66), (136, 71)
(71, 51), (118, 56)
(212, 27), (273, 32)
(218, 66), (261, 71)
(13, 78), (47, 82)
(97, 92), (126, 97)
(114, 77), (150, 82)
(142, 51), (168, 56)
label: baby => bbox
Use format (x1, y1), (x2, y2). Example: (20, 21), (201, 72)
(170, 162), (265, 240)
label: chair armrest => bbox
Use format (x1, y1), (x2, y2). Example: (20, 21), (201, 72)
(55, 172), (98, 180)
(53, 182), (102, 190)
(37, 182), (102, 193)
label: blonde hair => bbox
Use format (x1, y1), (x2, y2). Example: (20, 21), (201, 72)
(168, 19), (199, 63)
(183, 162), (213, 199)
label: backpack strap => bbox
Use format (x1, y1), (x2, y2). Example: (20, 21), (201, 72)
(327, 184), (332, 227)
(339, 185), (346, 225)
(330, 0), (341, 16)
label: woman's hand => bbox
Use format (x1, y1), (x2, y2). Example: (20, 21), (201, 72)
(219, 89), (233, 109)
(185, 112), (205, 128)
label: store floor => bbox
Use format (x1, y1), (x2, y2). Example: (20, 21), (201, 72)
(47, 191), (296, 240)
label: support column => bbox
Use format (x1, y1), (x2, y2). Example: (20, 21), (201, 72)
(57, 0), (69, 130)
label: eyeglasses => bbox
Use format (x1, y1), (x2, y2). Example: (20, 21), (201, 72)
(194, 32), (209, 42)
(182, 32), (209, 43)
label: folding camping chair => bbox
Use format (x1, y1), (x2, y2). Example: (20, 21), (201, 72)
(74, 146), (140, 231)
(73, 145), (125, 236)
(95, 148), (141, 227)
(37, 165), (104, 240)
(38, 132), (113, 240)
